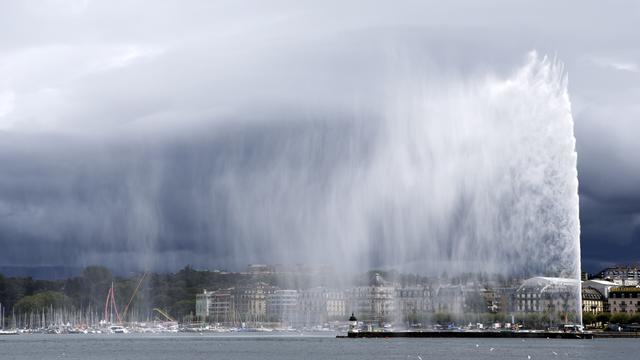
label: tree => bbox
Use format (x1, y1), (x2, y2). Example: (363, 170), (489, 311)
(596, 312), (611, 325)
(610, 312), (630, 324)
(82, 266), (113, 285)
(172, 299), (196, 321)
(582, 312), (596, 326)
(433, 312), (452, 325)
(628, 313), (640, 324)
(14, 291), (73, 314)
(81, 266), (113, 308)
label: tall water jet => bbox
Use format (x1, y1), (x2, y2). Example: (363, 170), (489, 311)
(362, 51), (581, 324)
(211, 51), (581, 324)
(372, 51), (581, 282)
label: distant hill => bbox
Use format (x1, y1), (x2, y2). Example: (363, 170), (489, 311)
(0, 266), (83, 279)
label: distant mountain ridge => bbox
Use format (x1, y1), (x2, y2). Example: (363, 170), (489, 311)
(0, 266), (83, 279)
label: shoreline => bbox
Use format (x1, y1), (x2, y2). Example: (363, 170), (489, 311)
(337, 331), (640, 339)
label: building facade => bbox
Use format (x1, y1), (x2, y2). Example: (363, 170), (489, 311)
(326, 290), (346, 319)
(581, 287), (605, 314)
(208, 289), (234, 324)
(608, 287), (640, 313)
(596, 265), (640, 286)
(266, 290), (299, 324)
(515, 277), (580, 323)
(232, 283), (276, 324)
(298, 287), (346, 326)
(195, 290), (210, 320)
(434, 285), (465, 314)
(582, 279), (617, 299)
(347, 274), (396, 324)
(195, 288), (235, 324)
(395, 286), (432, 322)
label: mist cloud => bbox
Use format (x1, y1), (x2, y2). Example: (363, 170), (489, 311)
(0, 0), (638, 273)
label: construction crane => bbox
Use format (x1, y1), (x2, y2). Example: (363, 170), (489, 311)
(153, 308), (176, 322)
(103, 282), (122, 324)
(122, 272), (149, 321)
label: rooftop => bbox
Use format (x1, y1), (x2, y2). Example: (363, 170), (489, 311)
(583, 279), (617, 286)
(518, 277), (579, 290)
(581, 287), (604, 301)
(610, 286), (640, 293)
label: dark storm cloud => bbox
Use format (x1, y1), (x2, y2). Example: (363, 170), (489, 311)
(0, 0), (639, 273)
(0, 117), (379, 271)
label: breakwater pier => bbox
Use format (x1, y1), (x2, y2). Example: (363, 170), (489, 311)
(337, 331), (640, 340)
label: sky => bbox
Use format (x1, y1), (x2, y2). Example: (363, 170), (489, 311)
(0, 0), (639, 275)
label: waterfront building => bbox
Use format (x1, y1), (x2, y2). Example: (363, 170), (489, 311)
(326, 290), (347, 319)
(581, 287), (605, 314)
(515, 277), (580, 321)
(431, 283), (489, 315)
(208, 288), (234, 324)
(298, 287), (346, 326)
(232, 283), (276, 324)
(195, 290), (211, 320)
(481, 289), (500, 313)
(433, 285), (465, 314)
(485, 287), (518, 314)
(595, 265), (640, 286)
(266, 290), (299, 325)
(608, 287), (640, 313)
(347, 273), (396, 324)
(195, 288), (234, 324)
(582, 279), (617, 299)
(298, 287), (327, 326)
(395, 285), (432, 321)
(464, 284), (491, 313)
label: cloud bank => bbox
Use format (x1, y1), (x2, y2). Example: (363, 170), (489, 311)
(0, 0), (638, 273)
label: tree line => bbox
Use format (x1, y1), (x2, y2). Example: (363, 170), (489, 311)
(0, 265), (263, 325)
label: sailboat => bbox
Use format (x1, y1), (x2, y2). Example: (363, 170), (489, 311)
(0, 303), (18, 335)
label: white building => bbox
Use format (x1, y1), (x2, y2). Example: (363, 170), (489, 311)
(266, 290), (299, 324)
(608, 287), (640, 313)
(595, 265), (640, 286)
(395, 286), (432, 320)
(298, 287), (346, 326)
(326, 290), (346, 319)
(582, 279), (617, 299)
(232, 283), (276, 324)
(433, 285), (465, 314)
(208, 289), (234, 324)
(582, 287), (605, 314)
(347, 273), (396, 324)
(195, 290), (210, 320)
(515, 277), (580, 322)
(195, 289), (234, 324)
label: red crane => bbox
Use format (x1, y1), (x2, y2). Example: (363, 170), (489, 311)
(103, 282), (122, 324)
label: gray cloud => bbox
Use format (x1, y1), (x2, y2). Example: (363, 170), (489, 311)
(0, 0), (639, 273)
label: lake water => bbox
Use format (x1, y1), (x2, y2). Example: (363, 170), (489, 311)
(1, 333), (638, 359)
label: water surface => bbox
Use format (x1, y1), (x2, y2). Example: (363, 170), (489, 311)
(1, 333), (638, 360)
